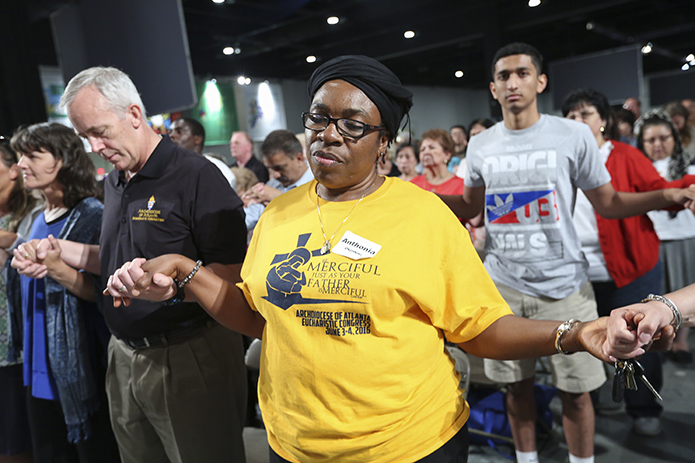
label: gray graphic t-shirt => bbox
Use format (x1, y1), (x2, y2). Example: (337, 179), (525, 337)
(465, 115), (611, 299)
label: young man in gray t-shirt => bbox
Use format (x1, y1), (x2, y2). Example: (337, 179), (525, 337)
(441, 43), (695, 463)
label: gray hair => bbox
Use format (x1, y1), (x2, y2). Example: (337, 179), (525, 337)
(59, 66), (146, 119)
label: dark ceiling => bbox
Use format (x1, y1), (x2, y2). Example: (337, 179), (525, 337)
(180, 0), (695, 88)
(28, 0), (695, 89)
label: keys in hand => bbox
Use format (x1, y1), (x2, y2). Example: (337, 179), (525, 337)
(612, 359), (663, 403)
(631, 359), (663, 401)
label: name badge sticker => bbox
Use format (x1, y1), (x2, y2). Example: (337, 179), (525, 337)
(331, 230), (382, 260)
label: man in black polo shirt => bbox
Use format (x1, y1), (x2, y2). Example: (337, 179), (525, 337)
(230, 131), (270, 183)
(56, 67), (249, 462)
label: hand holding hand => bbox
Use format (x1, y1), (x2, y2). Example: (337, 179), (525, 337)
(12, 240), (48, 279)
(602, 302), (676, 361)
(255, 184), (282, 205)
(669, 184), (695, 212)
(573, 317), (612, 363)
(136, 254), (192, 292)
(241, 189), (260, 207)
(104, 258), (179, 308)
(37, 235), (65, 275)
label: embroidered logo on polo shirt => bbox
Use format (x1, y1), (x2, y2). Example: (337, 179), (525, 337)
(133, 195), (164, 222)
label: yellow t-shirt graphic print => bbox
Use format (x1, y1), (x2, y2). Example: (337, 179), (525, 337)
(263, 237), (366, 313)
(240, 177), (512, 463)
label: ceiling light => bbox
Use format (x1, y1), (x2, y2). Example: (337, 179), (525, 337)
(234, 47), (241, 54)
(528, 0), (541, 7)
(327, 16), (339, 25)
(223, 47), (234, 55)
(682, 63), (690, 71)
(585, 21), (594, 30)
(404, 30), (415, 39)
(641, 43), (653, 54)
(212, 0), (224, 3)
(686, 53), (695, 62)
(237, 76), (251, 85)
(306, 55), (317, 63)
(454, 70), (464, 78)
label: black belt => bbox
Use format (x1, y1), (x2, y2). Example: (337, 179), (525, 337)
(119, 319), (216, 349)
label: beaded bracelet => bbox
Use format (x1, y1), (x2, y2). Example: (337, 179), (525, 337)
(555, 319), (580, 355)
(642, 294), (682, 332)
(177, 260), (202, 288)
(164, 260), (203, 306)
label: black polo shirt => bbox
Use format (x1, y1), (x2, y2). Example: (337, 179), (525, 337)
(100, 136), (246, 339)
(231, 155), (269, 183)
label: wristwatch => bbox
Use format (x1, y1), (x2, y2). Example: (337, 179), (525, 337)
(163, 283), (186, 306)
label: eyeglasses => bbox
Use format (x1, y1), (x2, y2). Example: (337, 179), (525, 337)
(642, 134), (673, 145)
(302, 112), (385, 139)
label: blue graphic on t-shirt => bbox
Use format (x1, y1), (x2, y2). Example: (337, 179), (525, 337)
(263, 233), (362, 310)
(487, 189), (553, 223)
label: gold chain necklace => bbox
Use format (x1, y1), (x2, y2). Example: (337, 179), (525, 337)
(315, 179), (377, 255)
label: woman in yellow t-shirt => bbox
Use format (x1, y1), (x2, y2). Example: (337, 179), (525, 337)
(106, 55), (627, 463)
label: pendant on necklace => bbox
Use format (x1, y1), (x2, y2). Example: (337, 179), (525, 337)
(320, 241), (331, 255)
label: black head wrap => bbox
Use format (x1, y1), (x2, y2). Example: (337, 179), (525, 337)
(307, 55), (413, 141)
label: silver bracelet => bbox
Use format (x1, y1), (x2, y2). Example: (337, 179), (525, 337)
(642, 294), (682, 332)
(555, 319), (580, 355)
(176, 260), (202, 288)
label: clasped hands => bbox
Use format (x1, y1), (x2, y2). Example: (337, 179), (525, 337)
(672, 183), (695, 212)
(103, 255), (186, 308)
(11, 235), (63, 279)
(240, 182), (282, 207)
(19, 235), (676, 361)
(603, 301), (677, 362)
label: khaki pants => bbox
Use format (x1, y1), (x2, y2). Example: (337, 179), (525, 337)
(484, 281), (606, 393)
(106, 323), (248, 463)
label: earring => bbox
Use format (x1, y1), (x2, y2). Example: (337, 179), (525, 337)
(600, 126), (605, 133)
(379, 152), (386, 162)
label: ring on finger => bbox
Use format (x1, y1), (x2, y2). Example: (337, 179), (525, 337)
(119, 285), (127, 293)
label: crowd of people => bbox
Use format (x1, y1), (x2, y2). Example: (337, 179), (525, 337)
(0, 41), (693, 463)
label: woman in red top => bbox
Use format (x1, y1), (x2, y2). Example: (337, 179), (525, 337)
(564, 88), (695, 437)
(411, 129), (463, 195)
